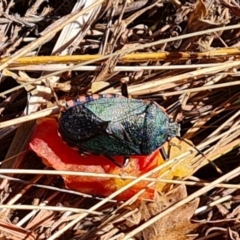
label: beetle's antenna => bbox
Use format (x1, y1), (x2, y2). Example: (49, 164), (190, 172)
(166, 101), (181, 115)
(178, 137), (223, 174)
(93, 81), (119, 94)
(105, 156), (127, 168)
(92, 78), (130, 97)
(165, 100), (222, 174)
(160, 147), (169, 161)
(120, 78), (129, 98)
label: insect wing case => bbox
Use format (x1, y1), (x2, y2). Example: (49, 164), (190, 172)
(59, 94), (180, 156)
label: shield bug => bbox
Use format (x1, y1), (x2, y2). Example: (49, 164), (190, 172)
(58, 92), (180, 167)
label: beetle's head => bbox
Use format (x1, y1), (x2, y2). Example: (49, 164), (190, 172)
(168, 119), (181, 137)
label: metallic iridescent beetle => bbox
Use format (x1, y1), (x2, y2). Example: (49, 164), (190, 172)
(58, 84), (180, 167)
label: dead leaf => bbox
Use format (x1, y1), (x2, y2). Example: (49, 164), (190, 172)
(187, 0), (207, 33)
(124, 185), (201, 240)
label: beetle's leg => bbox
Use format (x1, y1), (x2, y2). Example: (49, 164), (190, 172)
(123, 156), (129, 167)
(168, 140), (181, 150)
(105, 156), (123, 168)
(166, 101), (181, 115)
(160, 139), (181, 161)
(78, 150), (91, 156)
(105, 156), (129, 167)
(160, 147), (169, 161)
(120, 79), (129, 98)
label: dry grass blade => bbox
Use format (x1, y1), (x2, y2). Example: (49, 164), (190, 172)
(1, 47), (240, 66)
(0, 219), (36, 240)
